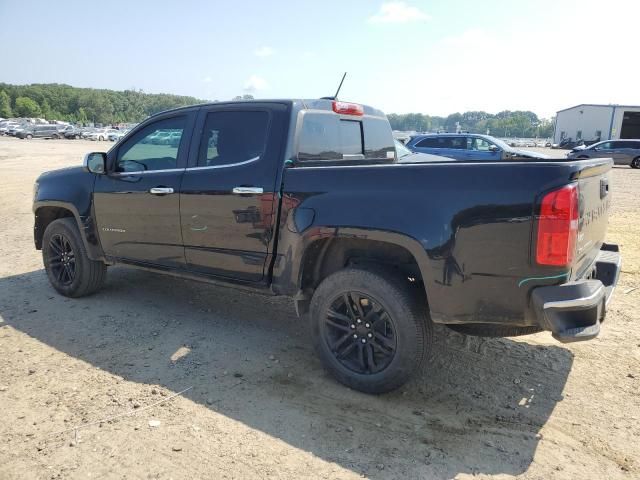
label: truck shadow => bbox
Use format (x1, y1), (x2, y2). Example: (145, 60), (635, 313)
(0, 267), (574, 479)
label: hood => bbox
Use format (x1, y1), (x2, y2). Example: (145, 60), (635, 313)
(397, 152), (450, 163)
(509, 149), (550, 159)
(37, 165), (86, 181)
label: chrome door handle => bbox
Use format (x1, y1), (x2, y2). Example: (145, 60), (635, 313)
(149, 187), (174, 195)
(233, 187), (263, 195)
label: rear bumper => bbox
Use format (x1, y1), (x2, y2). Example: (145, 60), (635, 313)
(531, 243), (621, 343)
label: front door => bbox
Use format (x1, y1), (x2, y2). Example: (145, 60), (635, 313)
(180, 104), (287, 282)
(93, 113), (194, 268)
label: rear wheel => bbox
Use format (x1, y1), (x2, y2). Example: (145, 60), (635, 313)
(43, 218), (107, 297)
(631, 157), (640, 169)
(26, 134), (33, 140)
(75, 134), (80, 140)
(98, 136), (104, 141)
(310, 268), (431, 394)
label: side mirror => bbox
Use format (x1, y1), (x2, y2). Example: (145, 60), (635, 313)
(488, 144), (500, 152)
(83, 152), (106, 174)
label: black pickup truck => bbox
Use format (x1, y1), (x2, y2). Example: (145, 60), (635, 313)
(33, 99), (621, 393)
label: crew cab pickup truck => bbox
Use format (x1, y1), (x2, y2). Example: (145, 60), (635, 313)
(33, 99), (621, 393)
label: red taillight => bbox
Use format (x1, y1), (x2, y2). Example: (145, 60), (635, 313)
(536, 184), (579, 266)
(332, 101), (363, 116)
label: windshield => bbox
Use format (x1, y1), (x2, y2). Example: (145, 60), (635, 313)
(489, 137), (512, 150)
(394, 139), (412, 158)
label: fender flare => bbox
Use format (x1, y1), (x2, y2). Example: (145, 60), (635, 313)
(33, 200), (105, 261)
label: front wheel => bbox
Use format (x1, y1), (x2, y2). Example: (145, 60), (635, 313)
(26, 134), (33, 140)
(98, 136), (104, 141)
(631, 157), (640, 169)
(310, 268), (431, 394)
(42, 218), (107, 297)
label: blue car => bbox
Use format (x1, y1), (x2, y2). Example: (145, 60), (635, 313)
(406, 133), (549, 160)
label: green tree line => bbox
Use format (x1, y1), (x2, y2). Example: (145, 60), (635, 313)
(0, 83), (206, 124)
(0, 82), (554, 137)
(387, 110), (555, 138)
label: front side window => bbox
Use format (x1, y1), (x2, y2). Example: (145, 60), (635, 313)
(117, 116), (186, 172)
(198, 111), (269, 167)
(471, 137), (492, 151)
(596, 142), (611, 150)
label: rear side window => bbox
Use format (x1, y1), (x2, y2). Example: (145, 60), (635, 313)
(450, 137), (467, 149)
(198, 111), (269, 167)
(297, 113), (394, 162)
(415, 136), (466, 149)
(415, 137), (441, 148)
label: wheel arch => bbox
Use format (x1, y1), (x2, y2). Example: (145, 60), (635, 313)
(34, 201), (104, 261)
(290, 227), (433, 316)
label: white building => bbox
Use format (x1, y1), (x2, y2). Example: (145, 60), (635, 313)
(553, 104), (640, 144)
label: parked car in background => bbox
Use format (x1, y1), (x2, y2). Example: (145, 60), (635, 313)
(567, 139), (640, 168)
(0, 121), (20, 135)
(17, 125), (61, 139)
(406, 133), (549, 160)
(87, 128), (118, 141)
(108, 130), (125, 142)
(8, 124), (29, 136)
(552, 138), (584, 149)
(63, 126), (84, 139)
(395, 139), (447, 163)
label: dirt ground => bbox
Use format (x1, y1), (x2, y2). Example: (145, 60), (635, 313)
(0, 137), (638, 480)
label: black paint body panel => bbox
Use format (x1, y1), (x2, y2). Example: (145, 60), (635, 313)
(32, 99), (614, 329)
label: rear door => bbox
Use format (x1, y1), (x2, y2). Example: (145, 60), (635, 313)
(179, 103), (288, 282)
(611, 141), (635, 165)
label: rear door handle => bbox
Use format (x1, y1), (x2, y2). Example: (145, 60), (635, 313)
(149, 187), (174, 195)
(233, 187), (264, 195)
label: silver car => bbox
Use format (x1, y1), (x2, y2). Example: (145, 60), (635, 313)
(567, 139), (640, 168)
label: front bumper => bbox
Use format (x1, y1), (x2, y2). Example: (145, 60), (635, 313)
(531, 244), (621, 343)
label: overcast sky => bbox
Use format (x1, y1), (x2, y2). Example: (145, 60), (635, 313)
(0, 0), (637, 118)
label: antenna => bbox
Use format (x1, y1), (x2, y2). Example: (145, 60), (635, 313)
(334, 72), (347, 100)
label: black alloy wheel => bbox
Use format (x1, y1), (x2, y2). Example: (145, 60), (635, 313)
(322, 291), (397, 375)
(47, 233), (76, 286)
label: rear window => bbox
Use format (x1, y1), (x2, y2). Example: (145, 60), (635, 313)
(297, 113), (394, 162)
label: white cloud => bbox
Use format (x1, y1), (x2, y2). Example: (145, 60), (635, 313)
(244, 75), (268, 92)
(254, 46), (275, 58)
(368, 2), (430, 24)
(202, 76), (212, 83)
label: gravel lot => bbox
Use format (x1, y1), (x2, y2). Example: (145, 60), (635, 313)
(0, 137), (638, 480)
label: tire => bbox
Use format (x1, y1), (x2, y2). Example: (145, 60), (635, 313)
(52, 134), (59, 139)
(447, 324), (541, 337)
(75, 134), (80, 140)
(42, 218), (107, 297)
(631, 157), (640, 169)
(26, 134), (33, 140)
(310, 267), (431, 394)
(98, 136), (104, 141)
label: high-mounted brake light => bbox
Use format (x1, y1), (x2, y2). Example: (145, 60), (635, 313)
(535, 184), (579, 266)
(332, 101), (363, 116)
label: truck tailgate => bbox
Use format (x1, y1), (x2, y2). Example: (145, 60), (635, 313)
(573, 159), (613, 279)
